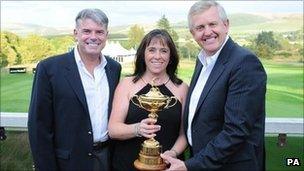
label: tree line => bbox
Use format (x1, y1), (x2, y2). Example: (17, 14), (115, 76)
(1, 16), (303, 68)
(245, 29), (303, 61)
(1, 32), (74, 67)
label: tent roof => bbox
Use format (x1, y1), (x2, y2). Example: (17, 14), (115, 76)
(102, 41), (134, 56)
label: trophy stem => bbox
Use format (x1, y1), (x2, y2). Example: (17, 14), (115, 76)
(145, 137), (157, 146)
(148, 111), (158, 119)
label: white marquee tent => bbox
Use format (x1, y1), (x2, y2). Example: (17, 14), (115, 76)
(102, 41), (135, 63)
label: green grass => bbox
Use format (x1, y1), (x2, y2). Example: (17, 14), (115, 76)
(265, 135), (304, 171)
(0, 73), (33, 112)
(263, 62), (303, 118)
(0, 132), (303, 170)
(177, 60), (196, 84)
(0, 132), (33, 171)
(1, 60), (303, 118)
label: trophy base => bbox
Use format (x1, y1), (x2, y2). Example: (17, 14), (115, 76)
(134, 159), (166, 171)
(134, 142), (166, 171)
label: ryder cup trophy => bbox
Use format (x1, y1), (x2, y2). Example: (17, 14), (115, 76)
(131, 82), (177, 170)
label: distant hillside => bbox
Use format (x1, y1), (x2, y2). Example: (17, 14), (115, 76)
(1, 22), (72, 37)
(2, 13), (302, 38)
(173, 13), (302, 38)
(110, 23), (157, 35)
(173, 13), (271, 28)
(230, 13), (302, 34)
(228, 13), (270, 26)
(174, 21), (188, 29)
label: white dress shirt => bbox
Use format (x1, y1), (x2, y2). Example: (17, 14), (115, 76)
(74, 47), (109, 142)
(187, 36), (229, 145)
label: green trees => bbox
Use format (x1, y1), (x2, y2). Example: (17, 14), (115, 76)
(156, 15), (202, 59)
(127, 25), (145, 49)
(0, 32), (21, 67)
(180, 35), (200, 60)
(244, 30), (303, 62)
(49, 36), (75, 54)
(248, 30), (303, 61)
(20, 35), (55, 63)
(157, 15), (179, 48)
(256, 31), (280, 49)
(0, 31), (75, 67)
(254, 31), (280, 59)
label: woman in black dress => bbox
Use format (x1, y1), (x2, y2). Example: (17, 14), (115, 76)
(108, 29), (188, 171)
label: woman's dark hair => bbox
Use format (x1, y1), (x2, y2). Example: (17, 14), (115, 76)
(132, 29), (182, 85)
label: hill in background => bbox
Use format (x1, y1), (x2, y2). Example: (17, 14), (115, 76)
(173, 13), (302, 39)
(1, 22), (72, 37)
(229, 13), (302, 34)
(2, 13), (302, 39)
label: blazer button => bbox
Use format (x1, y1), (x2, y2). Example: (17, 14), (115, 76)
(88, 131), (92, 135)
(88, 152), (92, 156)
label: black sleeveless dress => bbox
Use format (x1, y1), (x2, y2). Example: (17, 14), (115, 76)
(112, 84), (182, 171)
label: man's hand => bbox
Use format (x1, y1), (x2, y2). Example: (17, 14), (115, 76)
(161, 153), (187, 171)
(162, 150), (178, 159)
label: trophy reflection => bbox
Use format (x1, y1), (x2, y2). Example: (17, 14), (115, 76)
(131, 83), (177, 170)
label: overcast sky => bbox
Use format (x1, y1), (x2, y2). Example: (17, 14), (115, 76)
(1, 1), (303, 28)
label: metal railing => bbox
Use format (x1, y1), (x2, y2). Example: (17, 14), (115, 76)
(1, 112), (303, 134)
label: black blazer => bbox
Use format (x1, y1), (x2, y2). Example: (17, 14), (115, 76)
(28, 50), (121, 171)
(184, 38), (267, 171)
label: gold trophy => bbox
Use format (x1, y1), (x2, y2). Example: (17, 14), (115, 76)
(131, 80), (177, 170)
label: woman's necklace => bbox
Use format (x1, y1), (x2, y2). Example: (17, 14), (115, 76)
(141, 76), (170, 86)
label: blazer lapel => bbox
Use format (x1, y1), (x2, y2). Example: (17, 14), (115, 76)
(188, 59), (203, 96)
(194, 38), (234, 114)
(105, 57), (115, 117)
(184, 59), (203, 134)
(63, 50), (89, 114)
(194, 61), (225, 114)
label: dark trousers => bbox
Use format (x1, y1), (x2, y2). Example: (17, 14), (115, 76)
(92, 146), (110, 171)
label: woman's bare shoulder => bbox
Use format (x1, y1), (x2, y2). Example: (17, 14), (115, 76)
(117, 76), (145, 98)
(172, 81), (188, 92)
(180, 82), (189, 92)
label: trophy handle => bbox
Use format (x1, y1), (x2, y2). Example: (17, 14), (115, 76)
(164, 97), (178, 109)
(131, 95), (144, 109)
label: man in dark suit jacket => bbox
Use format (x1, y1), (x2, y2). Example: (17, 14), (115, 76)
(28, 9), (121, 170)
(161, 1), (266, 171)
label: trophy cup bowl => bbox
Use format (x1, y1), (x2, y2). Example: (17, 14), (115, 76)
(131, 85), (177, 170)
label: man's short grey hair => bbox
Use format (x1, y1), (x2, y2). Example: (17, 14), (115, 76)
(75, 8), (109, 29)
(188, 1), (228, 30)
